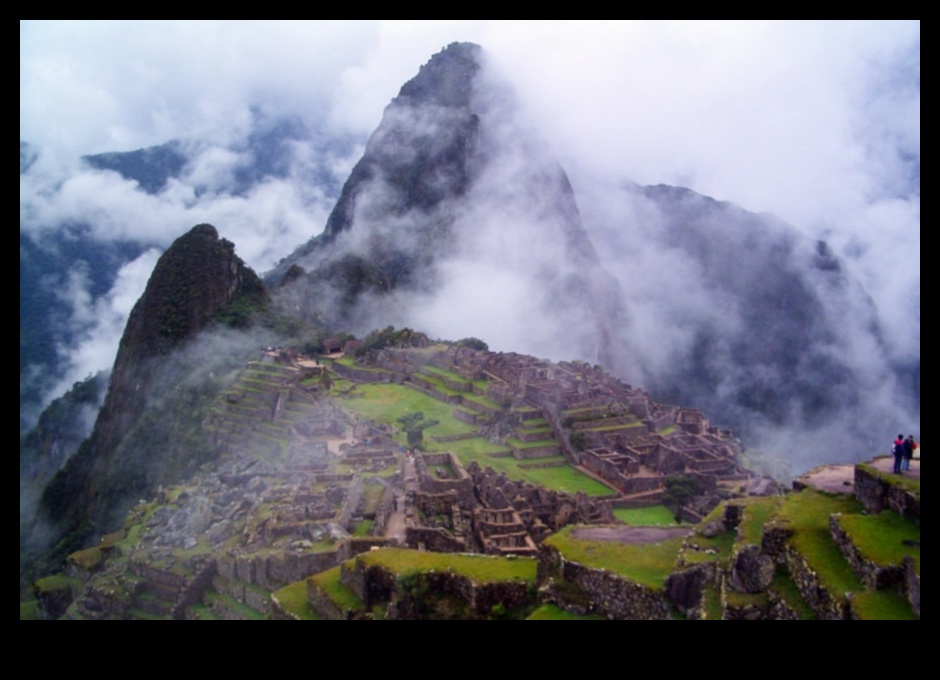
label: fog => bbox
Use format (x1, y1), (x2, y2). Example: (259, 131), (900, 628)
(21, 22), (918, 470)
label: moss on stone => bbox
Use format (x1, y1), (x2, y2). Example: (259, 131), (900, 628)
(851, 589), (918, 621)
(545, 526), (684, 590)
(526, 604), (604, 620)
(837, 510), (920, 574)
(357, 547), (537, 584)
(272, 581), (321, 620)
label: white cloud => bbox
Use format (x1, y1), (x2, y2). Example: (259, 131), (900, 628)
(21, 21), (919, 453)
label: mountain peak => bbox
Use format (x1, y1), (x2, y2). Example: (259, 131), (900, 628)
(396, 42), (482, 108)
(37, 224), (268, 556)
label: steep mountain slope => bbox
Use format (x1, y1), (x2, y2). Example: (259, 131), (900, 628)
(579, 182), (907, 469)
(20, 371), (108, 519)
(22, 41), (915, 556)
(270, 41), (910, 471)
(270, 42), (627, 369)
(34, 225), (269, 560)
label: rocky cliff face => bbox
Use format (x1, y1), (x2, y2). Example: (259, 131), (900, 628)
(270, 42), (627, 369)
(36, 224), (268, 559)
(269, 41), (907, 470)
(20, 372), (108, 522)
(581, 182), (904, 468)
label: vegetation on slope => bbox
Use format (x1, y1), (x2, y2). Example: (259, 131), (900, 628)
(775, 489), (864, 596)
(545, 527), (684, 590)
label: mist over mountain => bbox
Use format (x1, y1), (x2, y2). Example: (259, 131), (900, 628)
(20, 37), (919, 560)
(269, 43), (627, 368)
(20, 371), (108, 524)
(19, 114), (359, 430)
(265, 42), (914, 473)
(579, 182), (913, 469)
(33, 225), (269, 562)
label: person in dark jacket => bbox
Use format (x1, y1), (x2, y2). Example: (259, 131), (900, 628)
(902, 435), (916, 471)
(893, 434), (905, 474)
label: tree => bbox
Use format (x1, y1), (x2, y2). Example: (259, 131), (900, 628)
(397, 412), (440, 449)
(662, 475), (702, 523)
(456, 337), (488, 351)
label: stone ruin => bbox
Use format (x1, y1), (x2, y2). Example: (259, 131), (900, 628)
(361, 345), (754, 514)
(406, 452), (612, 557)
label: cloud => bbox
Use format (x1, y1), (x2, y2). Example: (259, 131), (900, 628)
(21, 21), (919, 460)
(45, 248), (162, 405)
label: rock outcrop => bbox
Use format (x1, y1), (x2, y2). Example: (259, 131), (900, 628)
(37, 224), (269, 560)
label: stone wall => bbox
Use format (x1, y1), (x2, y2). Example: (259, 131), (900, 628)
(539, 546), (672, 619)
(330, 362), (395, 383)
(761, 522), (793, 563)
(406, 526), (468, 553)
(904, 556), (920, 618)
(783, 544), (850, 620)
(829, 514), (905, 591)
(854, 464), (920, 519)
(415, 453), (475, 508)
(372, 485), (397, 537)
(342, 558), (532, 619)
(664, 563), (716, 616)
(215, 538), (387, 590)
(338, 477), (364, 531)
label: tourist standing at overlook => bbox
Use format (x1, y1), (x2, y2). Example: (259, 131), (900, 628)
(893, 434), (905, 474)
(902, 435), (916, 471)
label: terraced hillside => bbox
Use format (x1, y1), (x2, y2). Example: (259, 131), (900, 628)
(23, 346), (918, 620)
(540, 464), (919, 620)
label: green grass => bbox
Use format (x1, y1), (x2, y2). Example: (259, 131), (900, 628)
(837, 510), (920, 574)
(519, 466), (613, 496)
(129, 608), (168, 620)
(186, 603), (221, 620)
(310, 566), (365, 612)
(526, 604), (605, 620)
(769, 567), (817, 620)
(462, 393), (502, 411)
(213, 592), (268, 620)
(507, 437), (558, 449)
(724, 588), (768, 611)
(413, 372), (466, 397)
(333, 383), (611, 496)
(737, 496), (782, 545)
(362, 483), (385, 514)
(335, 383), (477, 438)
(614, 505), (683, 527)
(582, 421), (644, 433)
(353, 519), (375, 536)
(776, 489), (864, 596)
(272, 581), (321, 620)
(20, 600), (40, 621)
(683, 528), (737, 565)
(851, 589), (918, 620)
(357, 548), (537, 584)
(545, 526), (683, 590)
(702, 584), (722, 620)
(68, 546), (104, 570)
(420, 364), (477, 387)
(34, 574), (79, 594)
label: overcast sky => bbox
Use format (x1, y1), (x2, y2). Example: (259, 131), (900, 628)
(20, 20), (920, 410)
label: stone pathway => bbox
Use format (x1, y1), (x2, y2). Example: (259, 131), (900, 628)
(795, 453), (920, 494)
(384, 455), (417, 543)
